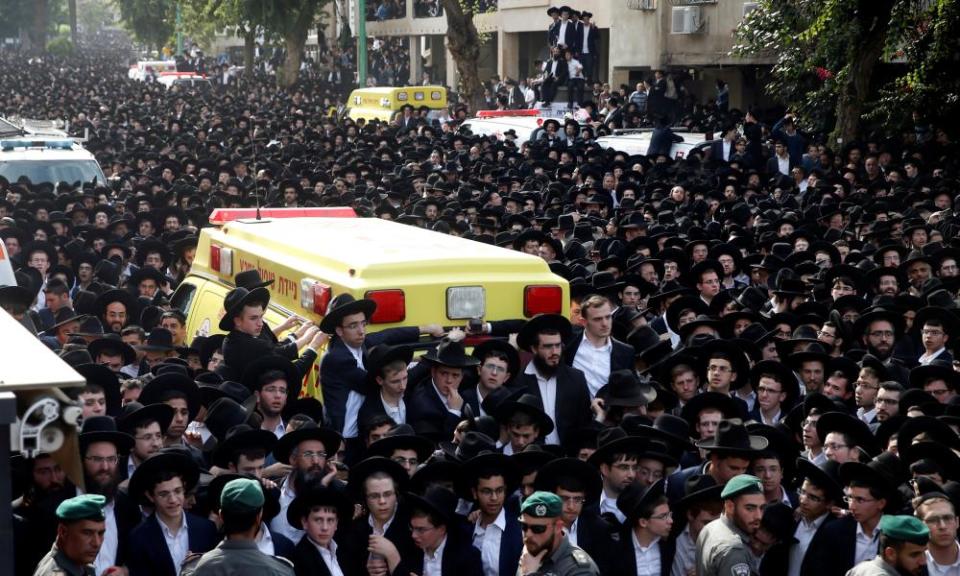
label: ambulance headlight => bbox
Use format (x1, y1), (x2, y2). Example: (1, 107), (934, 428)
(446, 286), (485, 320)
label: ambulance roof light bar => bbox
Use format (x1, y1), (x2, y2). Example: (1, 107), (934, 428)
(208, 207), (357, 225)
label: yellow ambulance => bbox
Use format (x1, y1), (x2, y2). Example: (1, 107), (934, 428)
(345, 86), (447, 122)
(170, 208), (568, 398)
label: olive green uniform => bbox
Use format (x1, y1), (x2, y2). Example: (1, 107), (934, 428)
(695, 514), (756, 576)
(518, 535), (600, 576)
(181, 540), (294, 576)
(844, 556), (902, 576)
(32, 543), (95, 576)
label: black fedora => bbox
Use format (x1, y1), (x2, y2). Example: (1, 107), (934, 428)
(41, 308), (89, 335)
(366, 423), (435, 463)
(94, 288), (136, 319)
(349, 456), (409, 499)
(493, 393), (555, 436)
(273, 422), (342, 464)
(636, 414), (697, 453)
(695, 420), (768, 456)
(282, 397), (324, 424)
(839, 451), (906, 504)
(235, 269), (274, 290)
(900, 441), (960, 482)
(533, 457), (602, 505)
(421, 339), (480, 369)
(116, 401), (175, 435)
(204, 397), (252, 441)
(128, 450), (200, 506)
(913, 306), (960, 338)
(139, 371), (202, 420)
(749, 360), (800, 409)
(404, 486), (460, 527)
(241, 354), (301, 393)
(87, 334), (137, 366)
(212, 424), (279, 469)
(587, 427), (648, 466)
(815, 412), (877, 456)
(138, 328), (175, 352)
(851, 307), (903, 341)
(699, 339), (750, 390)
(471, 339), (520, 380)
(910, 358), (960, 391)
(206, 472), (281, 520)
(677, 473), (722, 508)
(617, 479), (666, 523)
(287, 484), (354, 529)
(439, 431), (497, 463)
(79, 415), (134, 454)
(218, 286), (271, 332)
(319, 293), (376, 334)
(74, 363), (122, 416)
(365, 344), (414, 387)
(795, 457), (844, 503)
(596, 369), (657, 407)
(456, 450), (520, 500)
(680, 392), (744, 429)
(516, 314), (572, 351)
(510, 444), (559, 475)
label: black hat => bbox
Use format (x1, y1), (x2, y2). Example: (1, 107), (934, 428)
(241, 355), (300, 393)
(421, 338), (481, 369)
(41, 308), (89, 335)
(700, 339), (750, 390)
(79, 415), (134, 454)
(516, 314), (572, 351)
(677, 474), (723, 508)
(128, 450), (200, 506)
(138, 328), (175, 352)
(456, 450), (520, 500)
(212, 424), (279, 469)
(273, 422), (342, 464)
(471, 339), (521, 379)
(795, 457), (844, 503)
(900, 441), (960, 482)
(839, 452), (906, 503)
(74, 363), (122, 416)
(138, 371), (202, 420)
(617, 479), (666, 523)
(910, 358), (959, 391)
(914, 306), (960, 338)
(94, 288), (136, 320)
(760, 502), (798, 543)
(349, 456), (409, 499)
(116, 401), (175, 435)
(695, 420), (768, 455)
(319, 294), (376, 334)
(534, 457), (602, 504)
(366, 344), (414, 387)
(234, 269), (274, 290)
(596, 369), (657, 406)
(852, 307), (903, 341)
(87, 334), (137, 366)
(219, 286), (271, 332)
(439, 431), (497, 463)
(686, 259), (725, 288)
(286, 483), (352, 528)
(493, 393), (555, 436)
(815, 411), (877, 456)
(587, 427), (648, 466)
(404, 486), (460, 527)
(204, 397), (251, 441)
(636, 414), (697, 453)
(367, 423), (435, 463)
(665, 296), (710, 333)
(680, 392), (744, 429)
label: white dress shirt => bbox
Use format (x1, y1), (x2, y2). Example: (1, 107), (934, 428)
(926, 542), (960, 576)
(312, 538), (346, 576)
(919, 347), (948, 365)
(777, 155), (790, 176)
(572, 335), (612, 399)
(600, 489), (626, 524)
(855, 518), (883, 566)
(423, 535), (448, 576)
(433, 380), (462, 416)
(93, 499), (119, 576)
(270, 474), (304, 542)
(381, 393), (406, 425)
(473, 507), (506, 576)
(857, 406), (878, 424)
(341, 343), (367, 437)
(557, 21), (569, 46)
(787, 512), (828, 576)
(581, 26), (591, 53)
(632, 531), (661, 576)
(524, 363), (560, 445)
(255, 522), (276, 556)
(670, 525), (696, 576)
(159, 511), (190, 575)
(567, 517), (579, 546)
(266, 419), (286, 439)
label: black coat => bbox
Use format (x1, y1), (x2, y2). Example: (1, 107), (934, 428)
(793, 513), (842, 576)
(408, 376), (463, 439)
(341, 507), (417, 576)
(609, 528), (676, 576)
(291, 536), (348, 576)
(803, 514), (858, 576)
(394, 532), (482, 576)
(563, 329), (636, 377)
(517, 364), (592, 448)
(125, 512), (219, 576)
(576, 506), (617, 575)
(220, 330), (299, 382)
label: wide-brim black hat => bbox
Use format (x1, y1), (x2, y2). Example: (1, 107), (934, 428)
(795, 457), (844, 503)
(74, 363), (122, 416)
(455, 452), (521, 500)
(684, 259), (725, 288)
(273, 422), (342, 464)
(700, 339), (750, 390)
(680, 392), (745, 429)
(349, 456), (409, 498)
(367, 424), (435, 462)
(471, 339), (521, 379)
(219, 286), (271, 332)
(87, 335), (137, 366)
(586, 428), (649, 466)
(617, 478), (666, 523)
(851, 307), (904, 341)
(128, 266), (165, 289)
(365, 344), (415, 388)
(596, 369), (657, 406)
(636, 414), (697, 453)
(910, 359), (960, 391)
(241, 354), (301, 393)
(896, 415), (960, 452)
(493, 393), (555, 436)
(116, 401), (175, 435)
(139, 371), (202, 420)
(516, 314), (572, 351)
(319, 293), (377, 334)
(665, 295), (711, 333)
(204, 397), (251, 441)
(286, 484), (354, 529)
(404, 486), (460, 526)
(914, 306), (960, 337)
(41, 309), (89, 335)
(421, 338), (481, 369)
(206, 473), (281, 520)
(95, 288), (136, 319)
(815, 411), (877, 456)
(676, 473), (723, 508)
(128, 451), (200, 506)
(409, 459), (461, 495)
(900, 441), (960, 482)
(838, 452), (905, 504)
(212, 424), (279, 469)
(695, 420), (768, 455)
(79, 415), (134, 454)
(0, 284), (34, 309)
(234, 269), (274, 290)
(533, 457), (602, 504)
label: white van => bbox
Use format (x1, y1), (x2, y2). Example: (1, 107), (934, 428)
(130, 60), (177, 82)
(0, 138), (107, 186)
(596, 129), (717, 160)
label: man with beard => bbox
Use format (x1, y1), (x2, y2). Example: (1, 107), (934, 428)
(242, 356), (301, 439)
(846, 516), (929, 576)
(268, 422), (343, 542)
(14, 453), (76, 573)
(855, 309), (903, 362)
(696, 475), (766, 576)
(517, 491), (600, 576)
(516, 314), (592, 448)
(77, 416), (142, 575)
(116, 401), (174, 479)
(95, 290), (136, 335)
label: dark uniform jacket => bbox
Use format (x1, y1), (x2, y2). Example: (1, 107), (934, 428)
(527, 535), (600, 575)
(32, 542), (95, 576)
(182, 539), (294, 576)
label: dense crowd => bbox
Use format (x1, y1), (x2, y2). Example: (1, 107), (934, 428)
(0, 34), (959, 576)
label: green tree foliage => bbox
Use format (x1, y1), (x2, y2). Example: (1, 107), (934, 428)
(734, 0), (960, 142)
(113, 0), (175, 54)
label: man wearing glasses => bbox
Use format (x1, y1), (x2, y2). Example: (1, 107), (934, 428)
(915, 493), (960, 576)
(614, 480), (675, 576)
(787, 458), (843, 576)
(916, 311), (955, 366)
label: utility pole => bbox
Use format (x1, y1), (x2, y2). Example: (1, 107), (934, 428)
(357, 0), (367, 86)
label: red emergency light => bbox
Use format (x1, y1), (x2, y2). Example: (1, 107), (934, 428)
(475, 109), (542, 118)
(208, 207), (357, 225)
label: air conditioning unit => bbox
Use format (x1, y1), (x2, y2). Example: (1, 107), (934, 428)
(671, 6), (704, 34)
(742, 2), (759, 18)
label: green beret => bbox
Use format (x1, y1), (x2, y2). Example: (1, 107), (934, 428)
(721, 474), (764, 500)
(880, 515), (929, 545)
(220, 478), (265, 514)
(56, 494), (106, 522)
(520, 491), (562, 518)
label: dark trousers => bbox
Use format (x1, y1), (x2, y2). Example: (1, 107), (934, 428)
(542, 77), (558, 104)
(580, 53), (596, 83)
(568, 78), (584, 107)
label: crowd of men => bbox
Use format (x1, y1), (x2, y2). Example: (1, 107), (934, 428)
(0, 37), (959, 576)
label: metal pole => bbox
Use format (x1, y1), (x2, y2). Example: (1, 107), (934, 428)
(0, 392), (19, 576)
(358, 0), (367, 86)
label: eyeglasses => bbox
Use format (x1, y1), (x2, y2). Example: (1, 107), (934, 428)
(843, 495), (877, 505)
(649, 511), (673, 521)
(135, 432), (163, 442)
(924, 514), (957, 527)
(798, 488), (824, 504)
(298, 450), (327, 461)
(84, 455), (119, 465)
(868, 330), (895, 339)
(482, 363), (507, 374)
(559, 495), (586, 505)
(519, 522), (549, 534)
(876, 397), (899, 405)
(409, 524), (436, 534)
(707, 365), (731, 373)
(823, 443), (848, 451)
(922, 329), (945, 337)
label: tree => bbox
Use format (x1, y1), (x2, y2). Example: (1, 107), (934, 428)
(183, 0), (259, 76)
(441, 0), (488, 113)
(113, 0), (175, 54)
(247, 0), (325, 89)
(734, 0), (960, 142)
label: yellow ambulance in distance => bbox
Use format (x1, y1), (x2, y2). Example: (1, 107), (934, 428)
(345, 86), (447, 122)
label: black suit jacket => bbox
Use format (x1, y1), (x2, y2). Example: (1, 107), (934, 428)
(803, 514), (857, 576)
(269, 525), (296, 562)
(342, 507), (417, 576)
(291, 536), (348, 576)
(576, 506), (616, 574)
(125, 512), (219, 576)
(564, 329), (636, 379)
(584, 23), (599, 55)
(517, 364), (592, 448)
(220, 330), (299, 382)
(610, 528), (676, 576)
(408, 376), (463, 439)
(557, 20), (577, 49)
(766, 155), (796, 177)
(395, 533), (482, 576)
(710, 140), (735, 164)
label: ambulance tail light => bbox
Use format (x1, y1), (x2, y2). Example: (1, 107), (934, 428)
(365, 290), (406, 324)
(210, 244), (233, 276)
(300, 279), (332, 314)
(446, 286), (485, 319)
(524, 285), (563, 317)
